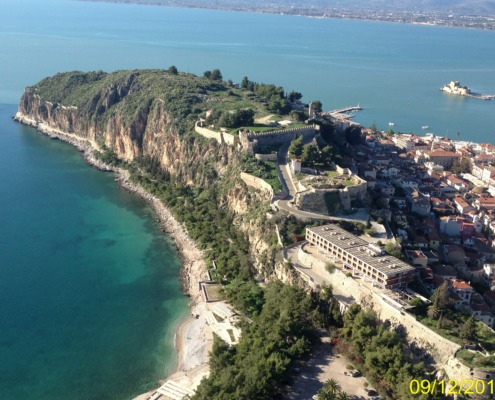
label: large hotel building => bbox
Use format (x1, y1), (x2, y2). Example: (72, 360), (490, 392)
(306, 225), (415, 289)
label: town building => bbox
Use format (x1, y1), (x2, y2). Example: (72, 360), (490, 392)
(469, 302), (494, 328)
(475, 197), (495, 211)
(449, 279), (473, 308)
(424, 150), (461, 169)
(306, 225), (415, 289)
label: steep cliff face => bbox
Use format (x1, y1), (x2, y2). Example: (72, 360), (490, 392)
(17, 71), (234, 186)
(16, 70), (279, 274)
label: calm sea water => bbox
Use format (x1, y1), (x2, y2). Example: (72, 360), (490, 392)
(1, 0), (495, 398)
(1, 0), (495, 142)
(0, 103), (188, 399)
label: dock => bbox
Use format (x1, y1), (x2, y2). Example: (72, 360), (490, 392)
(323, 105), (363, 115)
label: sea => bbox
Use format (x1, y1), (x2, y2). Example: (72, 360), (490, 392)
(0, 0), (495, 399)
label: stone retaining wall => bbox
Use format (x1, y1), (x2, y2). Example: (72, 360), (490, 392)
(194, 123), (236, 145)
(240, 172), (274, 196)
(254, 153), (278, 162)
(296, 175), (368, 212)
(443, 356), (495, 395)
(298, 247), (461, 365)
(239, 125), (317, 154)
(296, 190), (333, 215)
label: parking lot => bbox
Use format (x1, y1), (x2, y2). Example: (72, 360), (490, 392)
(284, 332), (372, 400)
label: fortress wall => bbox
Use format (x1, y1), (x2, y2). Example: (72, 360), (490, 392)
(339, 191), (352, 210)
(254, 153), (278, 162)
(340, 175), (368, 200)
(244, 125), (317, 140)
(222, 132), (236, 145)
(240, 126), (317, 153)
(299, 249), (461, 365)
(194, 124), (236, 145)
(297, 176), (367, 212)
(240, 172), (274, 196)
(374, 293), (460, 365)
(296, 190), (332, 215)
(443, 356), (495, 395)
(195, 124), (222, 143)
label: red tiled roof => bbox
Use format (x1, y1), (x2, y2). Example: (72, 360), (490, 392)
(454, 197), (469, 207)
(429, 150), (461, 157)
(478, 198), (495, 204)
(452, 280), (473, 290)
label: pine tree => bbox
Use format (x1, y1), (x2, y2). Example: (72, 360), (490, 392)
(241, 76), (249, 89)
(459, 316), (477, 343)
(288, 136), (304, 159)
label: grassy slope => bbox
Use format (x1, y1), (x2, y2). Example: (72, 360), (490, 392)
(32, 69), (266, 130)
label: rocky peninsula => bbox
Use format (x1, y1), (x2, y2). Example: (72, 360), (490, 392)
(13, 69), (278, 399)
(13, 110), (214, 398)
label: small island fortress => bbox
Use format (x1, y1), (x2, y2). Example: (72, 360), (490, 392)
(440, 80), (495, 100)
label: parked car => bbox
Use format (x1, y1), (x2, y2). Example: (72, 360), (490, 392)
(351, 370), (361, 377)
(367, 389), (378, 396)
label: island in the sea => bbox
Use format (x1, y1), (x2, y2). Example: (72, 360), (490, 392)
(440, 80), (495, 100)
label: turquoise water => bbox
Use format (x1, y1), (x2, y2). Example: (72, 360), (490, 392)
(0, 104), (189, 399)
(1, 0), (495, 142)
(1, 1), (495, 399)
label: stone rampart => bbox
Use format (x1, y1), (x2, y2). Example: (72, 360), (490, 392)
(240, 172), (274, 196)
(254, 153), (278, 162)
(296, 174), (367, 212)
(239, 125), (317, 154)
(194, 123), (236, 145)
(298, 247), (461, 365)
(443, 356), (495, 394)
(339, 178), (367, 210)
(296, 189), (333, 215)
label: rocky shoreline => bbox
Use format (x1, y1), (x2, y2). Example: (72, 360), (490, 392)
(13, 111), (212, 398)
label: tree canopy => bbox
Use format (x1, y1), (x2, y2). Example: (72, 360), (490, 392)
(301, 143), (320, 167)
(288, 136), (304, 159)
(193, 282), (330, 400)
(204, 68), (223, 81)
(451, 156), (472, 174)
(218, 109), (255, 128)
(167, 65), (178, 74)
(311, 100), (323, 114)
(339, 304), (429, 399)
(459, 316), (477, 344)
(288, 91), (303, 102)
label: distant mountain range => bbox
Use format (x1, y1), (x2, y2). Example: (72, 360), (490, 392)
(226, 0), (495, 14)
(84, 0), (495, 13)
(80, 0), (495, 28)
(308, 0), (495, 14)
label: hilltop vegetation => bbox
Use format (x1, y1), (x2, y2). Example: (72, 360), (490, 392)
(32, 69), (310, 135)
